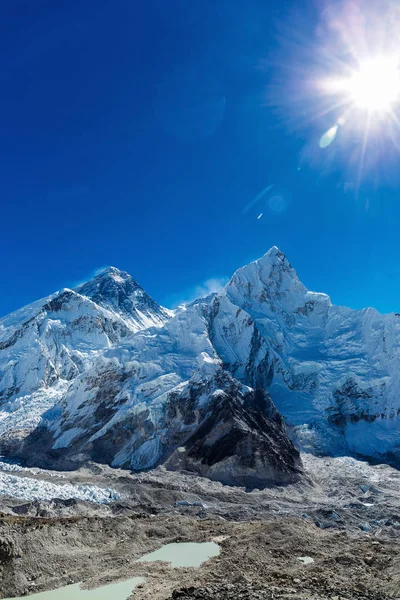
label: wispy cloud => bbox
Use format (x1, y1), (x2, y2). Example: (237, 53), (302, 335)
(192, 277), (228, 299)
(165, 276), (229, 308)
(67, 265), (112, 290)
(93, 265), (112, 276)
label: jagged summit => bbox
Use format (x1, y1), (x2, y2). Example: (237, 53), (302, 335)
(96, 265), (123, 274)
(261, 245), (285, 259)
(225, 246), (295, 286)
(0, 264), (172, 438)
(87, 266), (132, 281)
(222, 247), (331, 323)
(239, 246), (296, 279)
(75, 266), (170, 331)
(256, 245), (293, 271)
(74, 266), (141, 296)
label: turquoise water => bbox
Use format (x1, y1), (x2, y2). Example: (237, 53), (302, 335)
(3, 577), (145, 600)
(3, 541), (220, 599)
(136, 541), (220, 567)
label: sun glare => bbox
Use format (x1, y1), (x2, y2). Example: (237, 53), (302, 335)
(318, 55), (400, 156)
(346, 57), (400, 112)
(275, 0), (400, 186)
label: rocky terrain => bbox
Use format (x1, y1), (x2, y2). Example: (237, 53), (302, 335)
(0, 454), (399, 599)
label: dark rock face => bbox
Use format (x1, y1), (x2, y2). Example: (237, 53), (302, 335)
(19, 426), (79, 471)
(327, 378), (379, 428)
(0, 538), (17, 565)
(75, 267), (170, 327)
(20, 369), (303, 489)
(165, 378), (302, 489)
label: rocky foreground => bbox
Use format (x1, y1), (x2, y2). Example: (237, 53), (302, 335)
(0, 455), (399, 599)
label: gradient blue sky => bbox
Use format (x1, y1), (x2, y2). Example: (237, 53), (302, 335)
(2, 0), (400, 316)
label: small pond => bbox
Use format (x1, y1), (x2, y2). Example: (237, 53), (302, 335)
(3, 577), (145, 600)
(136, 541), (220, 568)
(3, 541), (220, 599)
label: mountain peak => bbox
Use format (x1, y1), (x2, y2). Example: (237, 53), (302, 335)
(92, 266), (131, 282)
(75, 267), (140, 296)
(265, 245), (284, 257)
(255, 246), (297, 280)
(257, 246), (289, 267)
(225, 246), (297, 290)
(221, 245), (310, 318)
(75, 267), (170, 331)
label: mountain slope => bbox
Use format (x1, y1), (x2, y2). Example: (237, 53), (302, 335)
(0, 268), (171, 439)
(209, 247), (400, 459)
(20, 300), (302, 487)
(6, 247), (400, 485)
(74, 267), (172, 331)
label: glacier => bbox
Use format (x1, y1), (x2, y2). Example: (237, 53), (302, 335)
(0, 460), (119, 503)
(0, 471), (120, 504)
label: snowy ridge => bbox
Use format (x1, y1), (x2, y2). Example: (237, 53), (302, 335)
(210, 247), (400, 458)
(0, 268), (171, 439)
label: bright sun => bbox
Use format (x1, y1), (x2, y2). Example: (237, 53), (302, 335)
(307, 2), (400, 182)
(345, 56), (400, 112)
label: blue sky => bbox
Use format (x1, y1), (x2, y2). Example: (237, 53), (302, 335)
(2, 0), (400, 316)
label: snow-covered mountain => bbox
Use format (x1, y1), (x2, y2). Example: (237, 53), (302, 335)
(209, 247), (400, 460)
(0, 268), (170, 439)
(4, 247), (400, 485)
(21, 299), (302, 487)
(74, 267), (172, 331)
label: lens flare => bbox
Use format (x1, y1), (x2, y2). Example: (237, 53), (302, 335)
(268, 0), (400, 188)
(320, 124), (339, 148)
